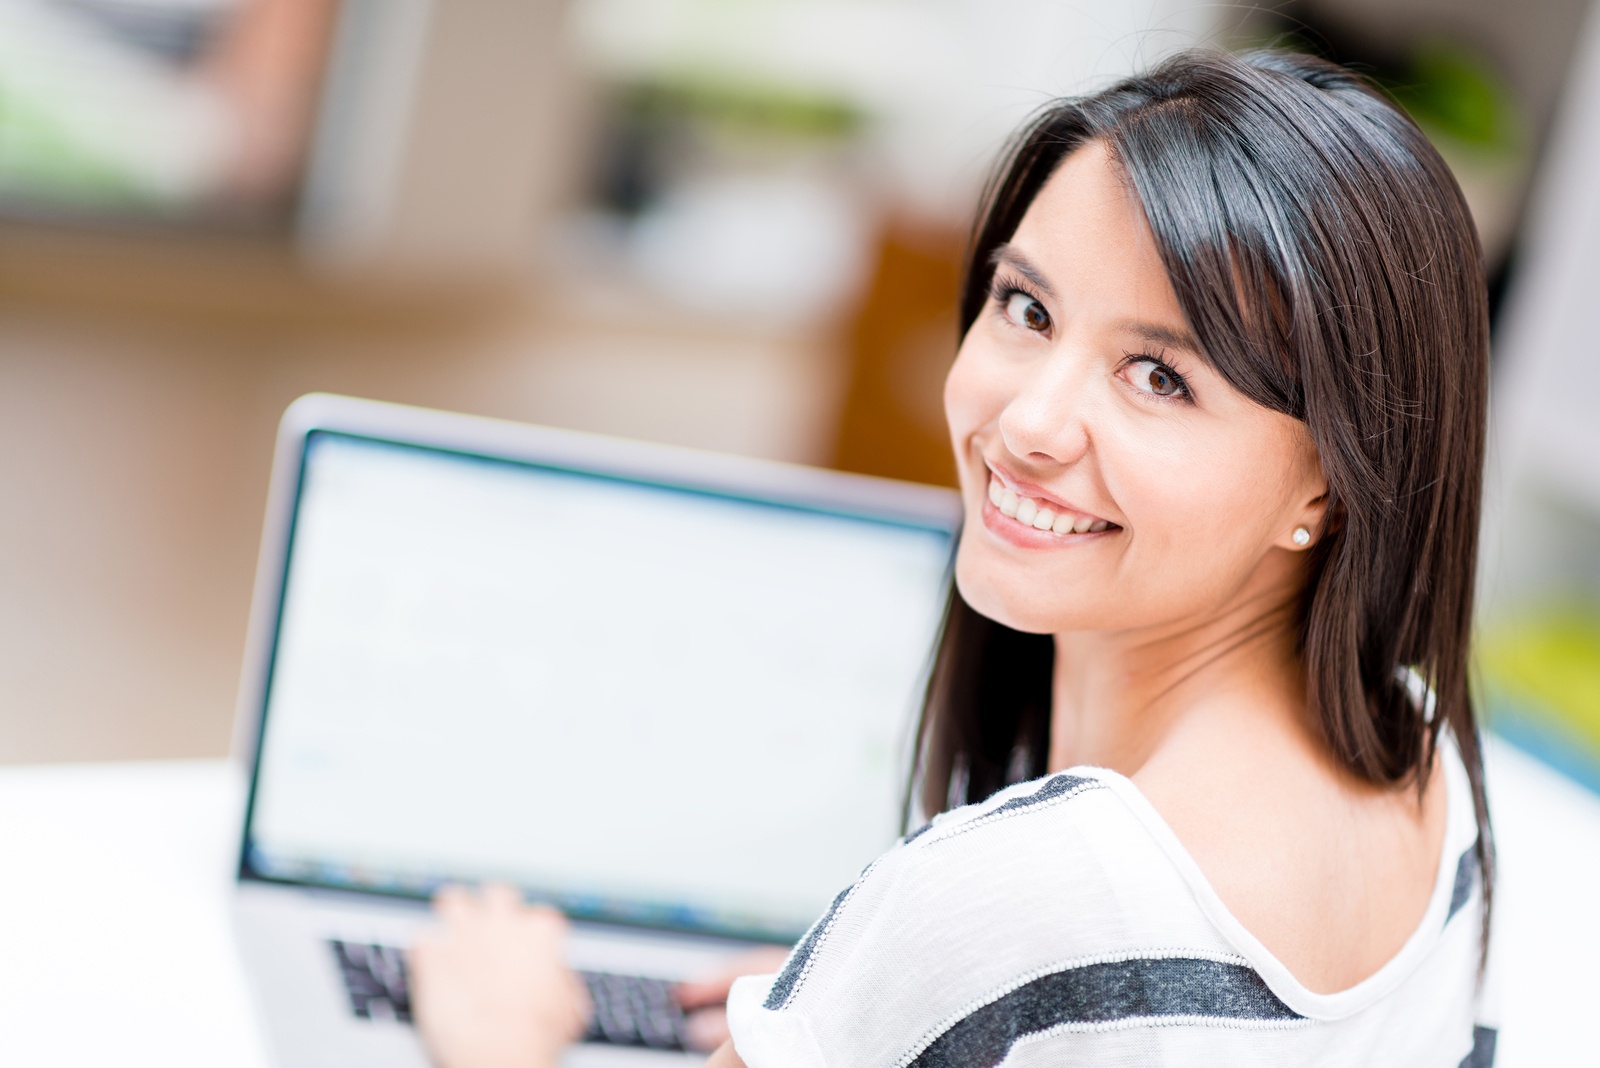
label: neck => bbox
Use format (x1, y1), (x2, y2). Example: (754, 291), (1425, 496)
(1047, 562), (1311, 776)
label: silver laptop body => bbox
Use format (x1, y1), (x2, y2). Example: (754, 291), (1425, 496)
(230, 394), (960, 1067)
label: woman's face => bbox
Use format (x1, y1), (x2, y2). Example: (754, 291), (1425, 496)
(946, 141), (1326, 635)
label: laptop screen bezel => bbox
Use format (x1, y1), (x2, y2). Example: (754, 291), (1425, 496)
(232, 396), (960, 943)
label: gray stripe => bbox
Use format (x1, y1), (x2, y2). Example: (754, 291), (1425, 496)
(907, 956), (1303, 1068)
(989, 773), (1097, 818)
(770, 774), (1100, 1013)
(1458, 1025), (1497, 1068)
(1447, 847), (1478, 922)
(907, 774), (1099, 849)
(762, 884), (852, 1011)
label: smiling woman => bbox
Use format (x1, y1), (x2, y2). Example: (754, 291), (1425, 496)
(410, 48), (1497, 1068)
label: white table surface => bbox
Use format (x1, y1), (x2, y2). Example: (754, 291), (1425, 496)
(0, 738), (1595, 1067)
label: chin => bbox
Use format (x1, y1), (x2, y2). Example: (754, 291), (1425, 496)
(953, 548), (1072, 636)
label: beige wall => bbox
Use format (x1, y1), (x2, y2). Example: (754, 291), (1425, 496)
(0, 233), (841, 764)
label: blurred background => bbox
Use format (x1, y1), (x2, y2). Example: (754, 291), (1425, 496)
(0, 0), (1595, 785)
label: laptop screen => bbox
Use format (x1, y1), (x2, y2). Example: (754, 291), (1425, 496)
(242, 430), (955, 942)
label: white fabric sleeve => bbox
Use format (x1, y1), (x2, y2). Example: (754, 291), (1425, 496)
(725, 973), (829, 1068)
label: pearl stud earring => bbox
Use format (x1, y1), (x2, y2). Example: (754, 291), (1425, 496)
(1292, 527), (1311, 547)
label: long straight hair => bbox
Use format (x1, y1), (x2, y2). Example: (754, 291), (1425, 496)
(911, 49), (1492, 937)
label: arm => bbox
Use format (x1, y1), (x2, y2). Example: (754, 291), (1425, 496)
(706, 1041), (749, 1068)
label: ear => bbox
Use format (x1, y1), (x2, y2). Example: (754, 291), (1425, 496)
(1277, 486), (1331, 551)
(1275, 427), (1331, 551)
(1276, 433), (1330, 551)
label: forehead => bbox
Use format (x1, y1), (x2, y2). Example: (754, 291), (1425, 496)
(1009, 142), (1185, 326)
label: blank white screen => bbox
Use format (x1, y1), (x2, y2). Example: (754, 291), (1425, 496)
(248, 433), (952, 938)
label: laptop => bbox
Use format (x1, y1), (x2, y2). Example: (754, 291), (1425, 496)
(230, 394), (960, 1067)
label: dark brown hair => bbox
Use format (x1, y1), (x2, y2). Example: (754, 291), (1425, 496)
(911, 49), (1492, 937)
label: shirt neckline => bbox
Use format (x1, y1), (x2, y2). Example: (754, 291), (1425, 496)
(1068, 734), (1474, 1022)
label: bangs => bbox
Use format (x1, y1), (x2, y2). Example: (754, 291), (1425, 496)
(1106, 100), (1310, 421)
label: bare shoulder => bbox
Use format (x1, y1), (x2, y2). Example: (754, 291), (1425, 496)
(1130, 711), (1447, 994)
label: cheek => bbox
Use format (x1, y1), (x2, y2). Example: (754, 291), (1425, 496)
(1108, 425), (1296, 587)
(944, 336), (1025, 448)
(943, 340), (1002, 486)
(943, 342), (984, 440)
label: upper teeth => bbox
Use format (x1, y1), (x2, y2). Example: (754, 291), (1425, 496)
(988, 475), (1110, 534)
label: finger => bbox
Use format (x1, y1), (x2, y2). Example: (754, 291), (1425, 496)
(406, 934), (446, 993)
(568, 970), (593, 1030)
(433, 883), (475, 919)
(482, 882), (524, 914)
(682, 1006), (730, 1053)
(523, 902), (567, 927)
(675, 976), (732, 1008)
(408, 928), (440, 957)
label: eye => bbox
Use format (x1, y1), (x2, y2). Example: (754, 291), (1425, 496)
(1123, 357), (1190, 400)
(1004, 291), (1051, 333)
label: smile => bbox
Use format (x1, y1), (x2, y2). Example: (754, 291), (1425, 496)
(986, 473), (1116, 536)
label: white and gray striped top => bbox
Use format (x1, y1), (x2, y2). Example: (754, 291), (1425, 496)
(727, 735), (1496, 1067)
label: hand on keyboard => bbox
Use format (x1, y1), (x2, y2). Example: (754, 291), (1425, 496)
(408, 884), (589, 1068)
(335, 884), (793, 1062)
(331, 937), (695, 1052)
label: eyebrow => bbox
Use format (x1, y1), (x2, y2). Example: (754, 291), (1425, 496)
(988, 244), (1057, 300)
(1116, 319), (1203, 355)
(991, 243), (1204, 356)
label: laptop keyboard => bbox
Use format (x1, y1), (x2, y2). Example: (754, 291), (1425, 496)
(327, 939), (692, 1051)
(331, 940), (413, 1022)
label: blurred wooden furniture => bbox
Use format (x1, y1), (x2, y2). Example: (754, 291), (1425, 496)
(829, 226), (965, 488)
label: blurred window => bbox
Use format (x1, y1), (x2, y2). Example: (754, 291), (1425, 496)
(0, 0), (338, 227)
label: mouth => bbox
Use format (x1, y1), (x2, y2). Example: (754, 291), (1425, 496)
(983, 469), (1119, 539)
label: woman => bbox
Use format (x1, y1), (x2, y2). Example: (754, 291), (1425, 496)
(411, 48), (1496, 1067)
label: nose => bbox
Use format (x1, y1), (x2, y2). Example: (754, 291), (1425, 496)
(996, 347), (1093, 467)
